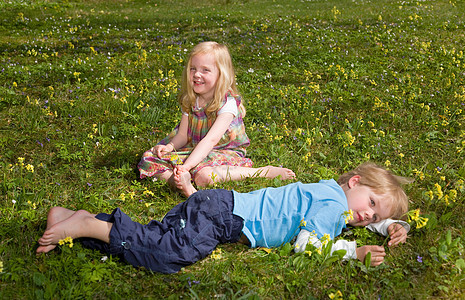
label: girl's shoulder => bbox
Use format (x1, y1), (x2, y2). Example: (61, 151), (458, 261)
(225, 90), (242, 105)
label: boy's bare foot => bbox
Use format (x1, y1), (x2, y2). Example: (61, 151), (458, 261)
(258, 166), (296, 180)
(174, 171), (197, 197)
(37, 210), (96, 253)
(37, 207), (77, 253)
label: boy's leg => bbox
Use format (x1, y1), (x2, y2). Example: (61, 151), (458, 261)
(37, 209), (112, 252)
(37, 207), (77, 253)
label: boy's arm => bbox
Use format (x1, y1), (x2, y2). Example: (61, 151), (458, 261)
(294, 229), (357, 259)
(294, 229), (386, 266)
(366, 219), (410, 247)
(366, 219), (410, 236)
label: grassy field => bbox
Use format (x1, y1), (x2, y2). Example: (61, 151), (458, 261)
(1, 0), (465, 298)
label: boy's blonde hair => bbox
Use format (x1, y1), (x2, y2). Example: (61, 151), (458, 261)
(179, 41), (245, 118)
(337, 162), (411, 220)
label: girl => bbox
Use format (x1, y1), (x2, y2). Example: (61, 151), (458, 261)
(138, 42), (295, 196)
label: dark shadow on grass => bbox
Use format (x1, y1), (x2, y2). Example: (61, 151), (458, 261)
(93, 148), (141, 181)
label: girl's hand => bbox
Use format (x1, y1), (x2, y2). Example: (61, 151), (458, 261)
(151, 144), (173, 158)
(356, 245), (386, 266)
(387, 223), (408, 247)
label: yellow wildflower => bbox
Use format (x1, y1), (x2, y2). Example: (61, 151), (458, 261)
(170, 153), (183, 165)
(306, 137), (312, 146)
(329, 290), (343, 299)
(426, 190), (434, 201)
(434, 183), (443, 199)
(321, 233), (331, 246)
(407, 209), (429, 229)
(58, 236), (74, 248)
(211, 248), (222, 260)
(260, 247), (272, 254)
(384, 160), (391, 167)
(415, 217), (429, 229)
(344, 210), (354, 224)
(143, 188), (154, 197)
(210, 172), (217, 183)
(26, 164), (34, 173)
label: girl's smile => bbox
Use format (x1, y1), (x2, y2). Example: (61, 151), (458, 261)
(189, 53), (219, 105)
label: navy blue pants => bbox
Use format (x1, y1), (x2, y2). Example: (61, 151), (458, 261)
(81, 189), (244, 274)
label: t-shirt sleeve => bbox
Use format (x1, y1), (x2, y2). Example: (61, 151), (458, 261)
(217, 96), (238, 116)
(366, 219), (410, 236)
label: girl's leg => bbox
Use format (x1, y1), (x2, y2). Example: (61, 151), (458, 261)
(37, 209), (112, 253)
(155, 170), (181, 192)
(195, 165), (296, 187)
(173, 171), (197, 198)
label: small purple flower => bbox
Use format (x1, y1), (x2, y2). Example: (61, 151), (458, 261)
(187, 277), (200, 287)
(87, 182), (92, 187)
(417, 256), (423, 263)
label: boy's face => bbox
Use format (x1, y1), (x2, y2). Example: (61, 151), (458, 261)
(343, 175), (393, 227)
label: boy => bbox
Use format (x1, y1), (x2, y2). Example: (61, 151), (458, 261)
(37, 162), (410, 273)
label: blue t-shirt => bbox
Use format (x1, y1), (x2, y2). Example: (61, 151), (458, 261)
(232, 180), (348, 248)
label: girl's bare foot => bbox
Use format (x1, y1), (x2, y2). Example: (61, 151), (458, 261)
(258, 166), (296, 180)
(174, 171), (197, 197)
(37, 210), (97, 253)
(37, 207), (76, 253)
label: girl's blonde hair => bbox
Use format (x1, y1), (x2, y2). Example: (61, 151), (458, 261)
(337, 162), (412, 220)
(178, 41), (245, 117)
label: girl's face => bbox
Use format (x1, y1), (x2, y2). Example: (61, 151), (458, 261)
(189, 53), (219, 103)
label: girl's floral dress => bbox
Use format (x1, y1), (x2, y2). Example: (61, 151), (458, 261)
(138, 92), (253, 178)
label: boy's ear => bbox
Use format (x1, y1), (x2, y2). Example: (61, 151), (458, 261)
(347, 175), (361, 188)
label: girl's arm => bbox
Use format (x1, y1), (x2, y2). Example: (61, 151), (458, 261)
(181, 112), (234, 171)
(169, 113), (190, 149)
(152, 114), (189, 158)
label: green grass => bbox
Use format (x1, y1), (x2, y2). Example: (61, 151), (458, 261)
(1, 0), (465, 298)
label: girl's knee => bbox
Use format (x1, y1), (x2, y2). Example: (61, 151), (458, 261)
(194, 170), (214, 187)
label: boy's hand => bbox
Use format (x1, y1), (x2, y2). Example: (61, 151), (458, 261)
(387, 223), (408, 247)
(356, 245), (386, 266)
